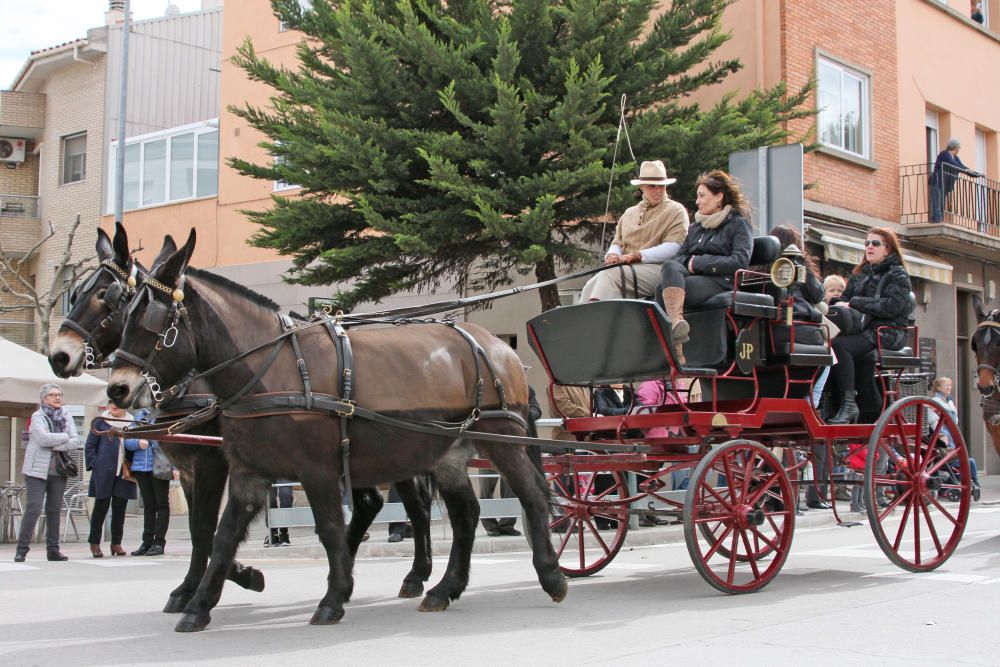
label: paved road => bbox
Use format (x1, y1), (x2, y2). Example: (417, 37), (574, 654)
(2, 501), (1000, 665)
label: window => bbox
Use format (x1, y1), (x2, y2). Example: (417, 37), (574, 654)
(926, 110), (939, 166)
(62, 133), (87, 184)
(107, 121), (219, 212)
(279, 0), (312, 31)
(273, 152), (301, 192)
(817, 56), (871, 159)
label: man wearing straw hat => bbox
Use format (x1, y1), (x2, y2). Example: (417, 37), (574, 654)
(580, 160), (689, 302)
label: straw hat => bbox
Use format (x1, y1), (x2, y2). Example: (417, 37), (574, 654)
(630, 160), (677, 186)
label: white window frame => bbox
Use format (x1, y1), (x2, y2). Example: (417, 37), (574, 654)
(279, 0), (312, 31)
(273, 151), (301, 192)
(816, 53), (872, 161)
(62, 132), (87, 185)
(925, 109), (939, 166)
(107, 120), (219, 213)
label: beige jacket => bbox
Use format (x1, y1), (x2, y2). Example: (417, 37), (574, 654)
(609, 198), (689, 261)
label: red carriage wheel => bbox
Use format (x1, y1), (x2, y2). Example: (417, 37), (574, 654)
(683, 440), (795, 594)
(527, 469), (630, 577)
(864, 396), (971, 572)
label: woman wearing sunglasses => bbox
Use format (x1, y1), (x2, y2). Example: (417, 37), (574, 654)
(827, 228), (913, 424)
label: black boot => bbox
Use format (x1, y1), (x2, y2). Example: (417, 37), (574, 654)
(14, 546), (28, 563)
(829, 390), (860, 424)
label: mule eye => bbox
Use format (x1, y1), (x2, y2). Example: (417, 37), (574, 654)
(96, 288), (107, 301)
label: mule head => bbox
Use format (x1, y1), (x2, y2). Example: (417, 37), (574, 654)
(972, 293), (1000, 396)
(108, 229), (196, 409)
(50, 223), (151, 377)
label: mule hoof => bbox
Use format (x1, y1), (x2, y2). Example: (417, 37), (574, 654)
(232, 567), (266, 593)
(162, 594), (190, 614)
(549, 577), (569, 604)
(418, 595), (449, 612)
(175, 613), (211, 632)
(398, 581), (424, 599)
(309, 605), (344, 625)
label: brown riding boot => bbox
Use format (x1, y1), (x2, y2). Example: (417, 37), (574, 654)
(661, 286), (689, 364)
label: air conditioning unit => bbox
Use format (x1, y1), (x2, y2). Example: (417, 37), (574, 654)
(0, 138), (26, 163)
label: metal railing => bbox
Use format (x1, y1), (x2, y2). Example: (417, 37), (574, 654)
(0, 320), (35, 348)
(0, 193), (39, 219)
(900, 163), (1000, 236)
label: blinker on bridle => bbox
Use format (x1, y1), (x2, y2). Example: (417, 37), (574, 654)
(974, 317), (1000, 395)
(114, 272), (189, 403)
(61, 259), (139, 369)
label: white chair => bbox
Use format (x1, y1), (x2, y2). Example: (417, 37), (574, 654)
(62, 479), (90, 542)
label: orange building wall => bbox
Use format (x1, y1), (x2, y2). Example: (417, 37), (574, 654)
(100, 197), (219, 268)
(214, 0), (305, 268)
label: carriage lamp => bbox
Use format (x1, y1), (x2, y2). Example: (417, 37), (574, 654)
(770, 257), (796, 288)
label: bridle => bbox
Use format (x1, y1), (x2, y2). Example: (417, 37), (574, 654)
(60, 259), (138, 369)
(113, 273), (191, 403)
(974, 316), (1000, 396)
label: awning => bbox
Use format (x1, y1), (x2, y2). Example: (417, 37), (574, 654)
(807, 229), (953, 284)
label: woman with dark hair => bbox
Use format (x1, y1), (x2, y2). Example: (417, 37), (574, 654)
(827, 228), (913, 424)
(85, 405), (138, 557)
(657, 170), (753, 361)
(768, 224), (825, 338)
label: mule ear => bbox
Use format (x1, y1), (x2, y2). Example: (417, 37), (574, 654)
(96, 227), (114, 261)
(150, 235), (178, 272)
(973, 294), (987, 322)
(112, 222), (130, 266)
(152, 229), (196, 285)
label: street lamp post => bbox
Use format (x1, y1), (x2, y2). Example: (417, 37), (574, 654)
(114, 0), (131, 225)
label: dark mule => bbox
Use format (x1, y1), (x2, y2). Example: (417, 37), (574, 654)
(972, 294), (1000, 459)
(107, 230), (566, 632)
(52, 225), (432, 611)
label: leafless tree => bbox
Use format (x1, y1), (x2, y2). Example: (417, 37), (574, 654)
(0, 214), (97, 355)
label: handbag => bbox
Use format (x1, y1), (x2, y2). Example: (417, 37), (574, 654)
(826, 304), (864, 335)
(121, 457), (135, 483)
(152, 445), (174, 481)
(53, 451), (79, 478)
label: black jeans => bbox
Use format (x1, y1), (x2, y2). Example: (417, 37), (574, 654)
(89, 496), (128, 545)
(17, 474), (67, 551)
(134, 471), (170, 547)
(657, 260), (731, 307)
(830, 334), (876, 393)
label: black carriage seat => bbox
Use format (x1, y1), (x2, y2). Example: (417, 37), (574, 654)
(685, 235), (782, 319)
(526, 299), (716, 386)
(858, 293), (921, 369)
(771, 342), (834, 367)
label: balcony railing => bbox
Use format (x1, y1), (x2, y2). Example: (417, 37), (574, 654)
(900, 163), (1000, 237)
(0, 320), (35, 348)
(0, 194), (39, 219)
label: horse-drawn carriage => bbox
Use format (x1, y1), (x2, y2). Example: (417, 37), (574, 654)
(50, 225), (976, 632)
(526, 237), (972, 592)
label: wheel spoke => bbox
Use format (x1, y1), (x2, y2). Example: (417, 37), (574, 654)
(917, 495), (944, 558)
(924, 447), (959, 477)
(891, 413), (914, 466)
(892, 497), (914, 551)
(925, 492), (960, 527)
(739, 528), (761, 579)
(878, 487), (912, 522)
(702, 478), (736, 510)
(581, 516), (613, 557)
(750, 526), (780, 553)
(746, 472), (779, 506)
(554, 517), (577, 559)
(703, 524), (735, 560)
(912, 495), (921, 566)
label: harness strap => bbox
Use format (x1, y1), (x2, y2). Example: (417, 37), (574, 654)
(282, 314), (314, 411)
(445, 323), (508, 411)
(218, 334), (289, 410)
(333, 320), (355, 511)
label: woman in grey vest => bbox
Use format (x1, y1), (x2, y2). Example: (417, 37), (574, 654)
(15, 383), (82, 562)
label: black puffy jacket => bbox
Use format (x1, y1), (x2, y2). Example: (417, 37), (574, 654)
(842, 253), (913, 350)
(675, 210), (753, 285)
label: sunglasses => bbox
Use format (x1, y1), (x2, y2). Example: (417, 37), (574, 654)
(864, 239), (883, 248)
(46, 392), (64, 398)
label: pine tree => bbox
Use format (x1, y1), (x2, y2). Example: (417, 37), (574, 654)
(231, 0), (812, 311)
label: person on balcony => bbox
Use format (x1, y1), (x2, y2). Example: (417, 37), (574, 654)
(972, 3), (984, 24)
(580, 160), (689, 302)
(930, 138), (981, 223)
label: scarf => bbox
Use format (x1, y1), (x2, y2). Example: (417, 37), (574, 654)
(694, 204), (732, 230)
(41, 404), (67, 433)
(101, 409), (133, 477)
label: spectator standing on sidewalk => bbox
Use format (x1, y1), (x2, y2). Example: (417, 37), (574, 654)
(125, 407), (171, 556)
(85, 405), (137, 558)
(14, 383), (82, 562)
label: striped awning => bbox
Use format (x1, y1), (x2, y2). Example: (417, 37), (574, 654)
(808, 229), (953, 285)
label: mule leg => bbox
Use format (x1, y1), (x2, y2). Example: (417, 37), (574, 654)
(394, 476), (433, 598)
(164, 450), (264, 614)
(419, 454), (479, 612)
(175, 473), (268, 633)
(480, 440), (567, 604)
(298, 473), (352, 625)
(341, 487), (382, 601)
